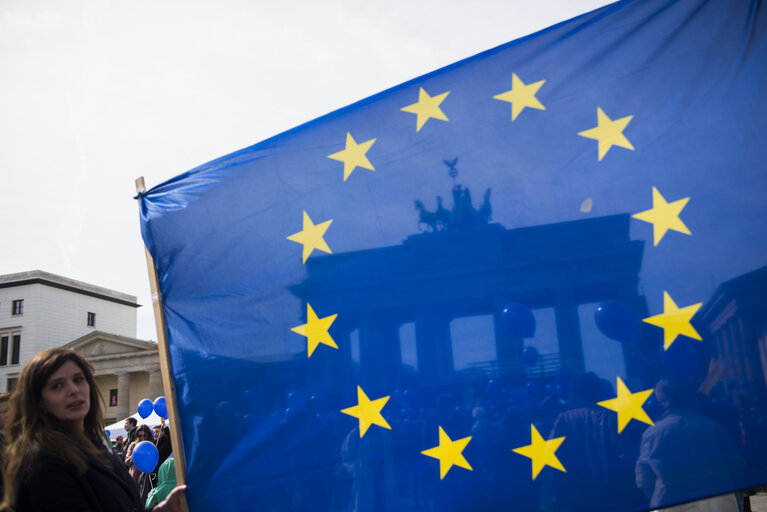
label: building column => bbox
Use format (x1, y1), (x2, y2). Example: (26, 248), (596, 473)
(147, 366), (163, 400)
(617, 285), (653, 385)
(415, 306), (454, 386)
(554, 295), (585, 373)
(493, 300), (523, 376)
(359, 312), (402, 391)
(116, 372), (131, 420)
(307, 315), (355, 394)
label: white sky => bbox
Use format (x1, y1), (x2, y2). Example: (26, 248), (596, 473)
(0, 0), (613, 341)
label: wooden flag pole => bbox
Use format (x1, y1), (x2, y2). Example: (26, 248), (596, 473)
(135, 177), (189, 511)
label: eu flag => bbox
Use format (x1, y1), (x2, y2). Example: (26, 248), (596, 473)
(138, 0), (767, 510)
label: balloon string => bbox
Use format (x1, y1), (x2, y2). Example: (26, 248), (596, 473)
(144, 472), (155, 490)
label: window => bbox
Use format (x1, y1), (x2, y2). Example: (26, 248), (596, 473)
(0, 333), (18, 366)
(11, 335), (20, 365)
(6, 378), (17, 393)
(109, 389), (118, 407)
(87, 312), (96, 327)
(11, 300), (23, 316)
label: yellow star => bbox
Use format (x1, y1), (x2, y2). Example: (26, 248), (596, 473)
(327, 132), (376, 181)
(340, 386), (391, 438)
(493, 73), (546, 121)
(400, 87), (450, 131)
(643, 291), (702, 350)
(512, 424), (566, 480)
(597, 377), (654, 433)
(290, 303), (338, 358)
(578, 107), (634, 161)
(286, 211), (332, 263)
(421, 426), (472, 479)
(632, 187), (691, 246)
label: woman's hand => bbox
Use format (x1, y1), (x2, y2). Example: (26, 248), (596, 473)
(152, 485), (187, 512)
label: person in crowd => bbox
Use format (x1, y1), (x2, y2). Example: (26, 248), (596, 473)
(155, 422), (172, 472)
(140, 422), (173, 503)
(114, 434), (125, 462)
(0, 347), (185, 511)
(125, 424), (154, 487)
(544, 372), (642, 512)
(125, 416), (138, 448)
(635, 377), (744, 511)
(146, 457), (177, 508)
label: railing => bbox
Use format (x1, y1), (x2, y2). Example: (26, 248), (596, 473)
(466, 353), (562, 379)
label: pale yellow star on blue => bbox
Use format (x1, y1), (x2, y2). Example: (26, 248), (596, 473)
(578, 107), (634, 161)
(493, 73), (546, 121)
(643, 291), (702, 350)
(597, 377), (654, 433)
(512, 424), (566, 479)
(286, 211), (333, 263)
(341, 386), (391, 438)
(290, 303), (338, 358)
(632, 187), (691, 246)
(401, 87), (450, 131)
(327, 132), (376, 181)
(421, 426), (472, 479)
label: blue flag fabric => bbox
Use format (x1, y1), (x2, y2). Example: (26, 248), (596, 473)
(138, 0), (767, 510)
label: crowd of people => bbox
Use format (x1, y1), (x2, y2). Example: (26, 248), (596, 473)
(113, 416), (176, 505)
(0, 345), (760, 511)
(0, 347), (186, 511)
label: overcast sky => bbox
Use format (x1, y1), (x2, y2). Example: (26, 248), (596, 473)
(0, 0), (613, 341)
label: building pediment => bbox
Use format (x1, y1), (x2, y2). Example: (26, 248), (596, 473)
(66, 331), (158, 358)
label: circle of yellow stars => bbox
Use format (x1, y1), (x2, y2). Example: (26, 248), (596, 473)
(281, 69), (704, 482)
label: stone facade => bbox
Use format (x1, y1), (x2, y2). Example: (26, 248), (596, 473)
(66, 331), (161, 424)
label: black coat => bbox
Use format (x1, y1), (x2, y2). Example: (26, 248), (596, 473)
(14, 447), (151, 512)
(126, 426), (138, 449)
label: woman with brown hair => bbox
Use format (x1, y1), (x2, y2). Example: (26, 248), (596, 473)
(125, 424), (154, 487)
(0, 347), (185, 511)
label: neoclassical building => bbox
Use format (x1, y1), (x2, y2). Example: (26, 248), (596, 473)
(0, 271), (161, 424)
(66, 331), (161, 424)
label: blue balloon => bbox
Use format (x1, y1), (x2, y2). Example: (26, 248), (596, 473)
(105, 430), (111, 437)
(132, 441), (159, 473)
(501, 303), (536, 338)
(153, 396), (168, 419)
(594, 300), (634, 342)
(522, 346), (539, 366)
(137, 399), (153, 419)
